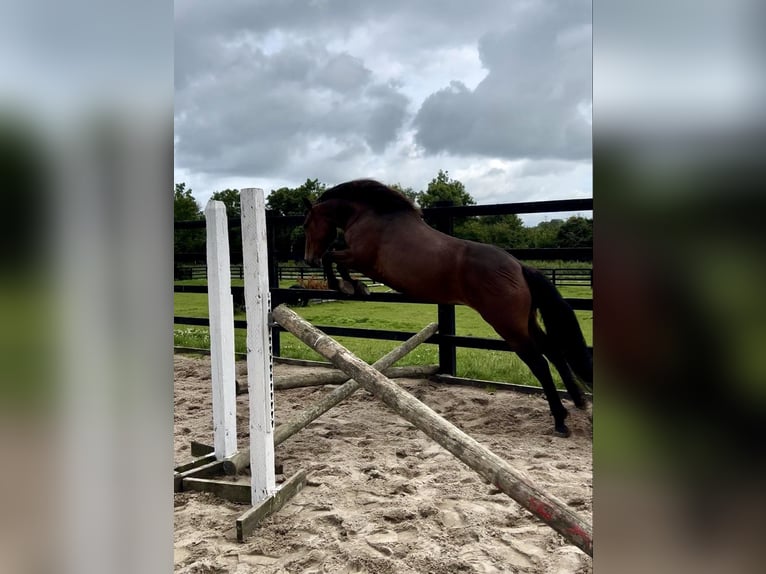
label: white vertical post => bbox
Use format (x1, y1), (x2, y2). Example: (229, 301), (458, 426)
(205, 200), (238, 459)
(240, 188), (276, 502)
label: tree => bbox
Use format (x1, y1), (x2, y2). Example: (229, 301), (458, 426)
(173, 183), (204, 259)
(266, 178), (328, 259)
(174, 182), (201, 221)
(456, 214), (527, 248)
(527, 218), (564, 248)
(555, 216), (593, 248)
(210, 188), (241, 218)
(417, 170), (476, 208)
(417, 170), (478, 238)
(266, 178), (326, 216)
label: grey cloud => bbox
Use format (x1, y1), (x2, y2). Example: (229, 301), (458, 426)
(413, 1), (591, 161)
(175, 0), (375, 89)
(314, 53), (371, 94)
(175, 1), (529, 90)
(516, 159), (582, 178)
(412, 81), (476, 149)
(362, 84), (410, 152)
(175, 41), (410, 177)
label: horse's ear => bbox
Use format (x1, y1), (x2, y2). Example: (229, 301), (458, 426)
(302, 197), (313, 210)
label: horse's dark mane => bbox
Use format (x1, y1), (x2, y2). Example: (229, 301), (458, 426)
(317, 179), (420, 214)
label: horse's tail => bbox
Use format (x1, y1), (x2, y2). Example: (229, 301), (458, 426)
(522, 265), (593, 390)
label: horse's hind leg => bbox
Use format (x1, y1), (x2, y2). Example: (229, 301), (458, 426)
(516, 347), (571, 437)
(523, 310), (588, 411)
(543, 347), (587, 409)
(478, 290), (569, 436)
(531, 326), (587, 409)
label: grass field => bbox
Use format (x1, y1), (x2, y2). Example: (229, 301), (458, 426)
(174, 274), (592, 388)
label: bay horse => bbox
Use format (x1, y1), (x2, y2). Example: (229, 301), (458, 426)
(302, 179), (592, 436)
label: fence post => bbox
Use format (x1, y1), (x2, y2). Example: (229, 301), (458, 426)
(431, 200), (457, 376)
(266, 210), (281, 357)
(551, 268), (557, 287)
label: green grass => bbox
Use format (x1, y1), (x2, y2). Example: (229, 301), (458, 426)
(174, 282), (592, 388)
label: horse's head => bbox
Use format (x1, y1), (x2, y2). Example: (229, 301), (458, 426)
(302, 198), (337, 267)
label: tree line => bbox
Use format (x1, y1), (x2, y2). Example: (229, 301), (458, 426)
(174, 171), (592, 260)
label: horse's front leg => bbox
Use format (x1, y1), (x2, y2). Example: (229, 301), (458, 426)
(321, 251), (344, 292)
(322, 250), (369, 296)
(337, 263), (370, 296)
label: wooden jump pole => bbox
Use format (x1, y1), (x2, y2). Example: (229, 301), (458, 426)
(274, 364), (438, 389)
(223, 322), (439, 475)
(204, 200), (238, 460)
(272, 304), (594, 557)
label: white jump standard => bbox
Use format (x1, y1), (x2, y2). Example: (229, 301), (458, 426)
(236, 187), (307, 541)
(205, 200), (238, 460)
(172, 189), (308, 543)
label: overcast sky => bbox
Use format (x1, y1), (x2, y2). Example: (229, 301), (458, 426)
(175, 0), (592, 223)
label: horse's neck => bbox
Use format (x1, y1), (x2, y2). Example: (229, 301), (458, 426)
(336, 201), (370, 230)
(345, 208), (391, 231)
(319, 199), (354, 228)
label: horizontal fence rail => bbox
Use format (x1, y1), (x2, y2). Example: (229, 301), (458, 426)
(173, 285), (592, 310)
(175, 264), (592, 287)
(173, 315), (592, 354)
(175, 247), (593, 266)
(173, 197), (594, 230)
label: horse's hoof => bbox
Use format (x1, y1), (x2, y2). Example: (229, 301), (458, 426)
(554, 424), (571, 438)
(353, 281), (370, 296)
(339, 280), (356, 295)
(574, 399), (588, 410)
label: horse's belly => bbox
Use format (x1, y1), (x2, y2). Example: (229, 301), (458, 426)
(369, 233), (467, 303)
(373, 268), (462, 305)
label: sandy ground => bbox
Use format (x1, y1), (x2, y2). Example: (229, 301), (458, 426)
(174, 355), (592, 573)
